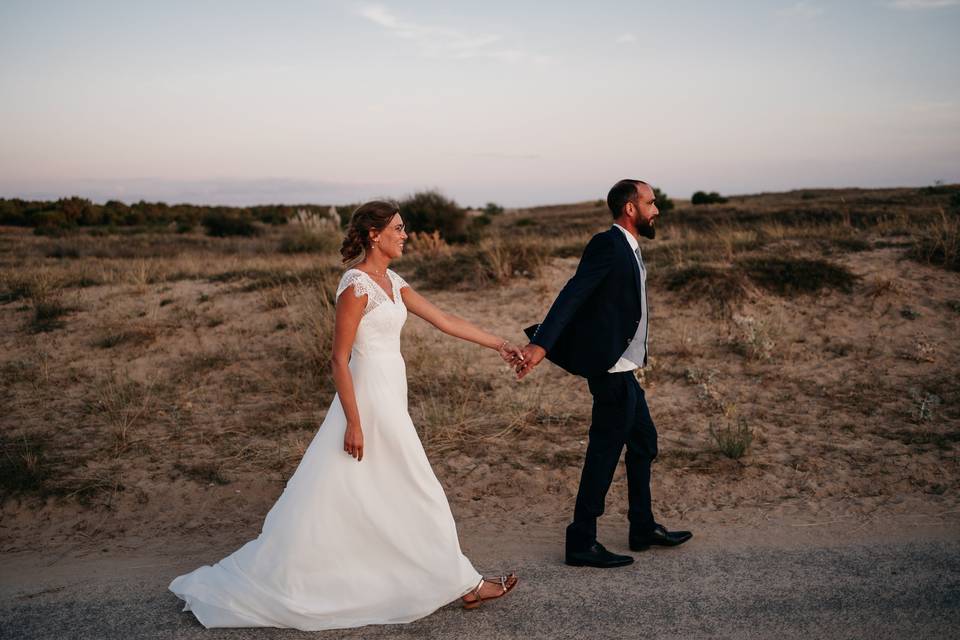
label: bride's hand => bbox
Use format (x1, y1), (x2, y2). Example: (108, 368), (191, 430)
(496, 341), (524, 367)
(344, 423), (364, 462)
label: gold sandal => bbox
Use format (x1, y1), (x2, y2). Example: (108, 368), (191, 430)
(462, 573), (519, 609)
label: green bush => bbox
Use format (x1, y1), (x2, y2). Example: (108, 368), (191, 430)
(399, 190), (467, 241)
(691, 191), (728, 205)
(201, 211), (260, 237)
(483, 202), (504, 216)
(709, 418), (753, 459)
(652, 187), (675, 212)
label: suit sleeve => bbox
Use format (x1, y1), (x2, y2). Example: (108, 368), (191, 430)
(530, 232), (615, 353)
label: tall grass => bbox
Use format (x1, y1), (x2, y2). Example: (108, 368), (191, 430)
(908, 207), (959, 271)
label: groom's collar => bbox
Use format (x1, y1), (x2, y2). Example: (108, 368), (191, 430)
(612, 223), (639, 252)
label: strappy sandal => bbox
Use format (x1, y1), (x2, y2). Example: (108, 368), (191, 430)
(462, 573), (519, 610)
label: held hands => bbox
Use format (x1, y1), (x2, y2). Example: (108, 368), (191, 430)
(515, 344), (546, 380)
(344, 423), (364, 462)
(496, 340), (525, 367)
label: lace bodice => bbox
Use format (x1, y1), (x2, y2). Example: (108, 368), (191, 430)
(336, 268), (410, 357)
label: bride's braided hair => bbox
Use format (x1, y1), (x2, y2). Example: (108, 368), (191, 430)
(340, 201), (400, 264)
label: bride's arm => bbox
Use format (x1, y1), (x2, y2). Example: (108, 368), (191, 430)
(400, 286), (523, 364)
(331, 286), (366, 461)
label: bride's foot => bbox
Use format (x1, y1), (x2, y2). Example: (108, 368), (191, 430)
(462, 573), (519, 609)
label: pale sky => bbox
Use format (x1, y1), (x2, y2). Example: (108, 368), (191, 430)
(1, 0), (958, 207)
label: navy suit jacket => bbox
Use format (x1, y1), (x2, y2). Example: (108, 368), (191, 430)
(524, 227), (644, 378)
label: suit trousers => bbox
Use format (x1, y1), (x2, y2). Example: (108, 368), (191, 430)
(565, 370), (658, 551)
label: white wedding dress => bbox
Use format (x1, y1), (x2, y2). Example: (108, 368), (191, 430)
(169, 268), (482, 630)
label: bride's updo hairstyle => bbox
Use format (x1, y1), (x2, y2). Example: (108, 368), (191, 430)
(340, 200), (400, 264)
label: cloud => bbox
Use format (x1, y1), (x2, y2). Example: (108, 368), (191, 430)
(615, 33), (637, 44)
(889, 0), (960, 8)
(778, 2), (824, 19)
(358, 4), (550, 63)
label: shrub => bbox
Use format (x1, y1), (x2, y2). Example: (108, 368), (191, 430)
(93, 328), (156, 349)
(729, 314), (776, 361)
(278, 231), (342, 254)
(950, 192), (960, 211)
(404, 230), (451, 257)
(201, 211), (260, 237)
(709, 417), (753, 459)
(661, 265), (748, 315)
(737, 257), (857, 295)
(399, 190), (467, 241)
(907, 208), (959, 272)
(0, 432), (55, 498)
(484, 202), (504, 216)
(46, 242), (81, 259)
(30, 294), (72, 333)
(408, 240), (547, 290)
(691, 191), (729, 205)
(652, 186), (675, 212)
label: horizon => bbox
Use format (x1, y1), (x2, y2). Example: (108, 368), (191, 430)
(1, 179), (956, 211)
(2, 1), (959, 208)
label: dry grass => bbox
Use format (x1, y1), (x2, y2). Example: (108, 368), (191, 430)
(1, 185), (959, 549)
(907, 207), (960, 271)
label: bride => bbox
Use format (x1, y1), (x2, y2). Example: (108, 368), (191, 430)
(169, 201), (521, 630)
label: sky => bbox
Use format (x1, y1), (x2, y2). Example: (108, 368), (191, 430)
(1, 0), (959, 207)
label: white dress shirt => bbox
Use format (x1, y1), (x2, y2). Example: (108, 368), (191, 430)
(607, 224), (648, 372)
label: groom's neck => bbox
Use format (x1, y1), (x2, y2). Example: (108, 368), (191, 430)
(614, 216), (639, 241)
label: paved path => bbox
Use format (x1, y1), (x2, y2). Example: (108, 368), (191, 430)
(3, 528), (959, 639)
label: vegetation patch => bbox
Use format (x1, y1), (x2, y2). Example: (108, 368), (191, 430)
(29, 296), (72, 333)
(278, 231), (342, 254)
(907, 209), (959, 271)
(207, 265), (340, 299)
(0, 432), (57, 499)
(709, 418), (754, 459)
(93, 328), (157, 349)
(691, 190), (728, 205)
(737, 257), (857, 296)
(878, 428), (960, 451)
(173, 461), (231, 485)
(659, 264), (749, 314)
(201, 212), (260, 237)
(405, 240), (547, 290)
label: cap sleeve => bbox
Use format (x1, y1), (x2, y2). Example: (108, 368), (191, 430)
(389, 269), (410, 290)
(336, 270), (374, 305)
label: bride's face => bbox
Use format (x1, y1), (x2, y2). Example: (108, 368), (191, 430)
(371, 214), (408, 259)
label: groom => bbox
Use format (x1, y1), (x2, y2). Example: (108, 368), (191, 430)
(517, 179), (692, 568)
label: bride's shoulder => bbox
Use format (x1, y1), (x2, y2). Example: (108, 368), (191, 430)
(337, 268), (371, 297)
(387, 269), (410, 289)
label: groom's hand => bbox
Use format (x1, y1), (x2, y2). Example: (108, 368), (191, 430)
(516, 344), (546, 380)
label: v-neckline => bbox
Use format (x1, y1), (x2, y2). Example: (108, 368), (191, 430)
(355, 268), (396, 304)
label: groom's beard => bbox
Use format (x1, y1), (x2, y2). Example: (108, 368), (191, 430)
(637, 222), (656, 240)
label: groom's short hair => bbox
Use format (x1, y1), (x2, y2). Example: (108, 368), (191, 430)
(607, 179), (648, 219)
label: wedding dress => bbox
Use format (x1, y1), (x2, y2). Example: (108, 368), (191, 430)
(169, 268), (482, 630)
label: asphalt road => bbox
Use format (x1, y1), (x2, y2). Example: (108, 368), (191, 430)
(3, 532), (959, 640)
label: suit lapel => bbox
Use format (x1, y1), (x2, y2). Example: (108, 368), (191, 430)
(610, 227), (643, 304)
